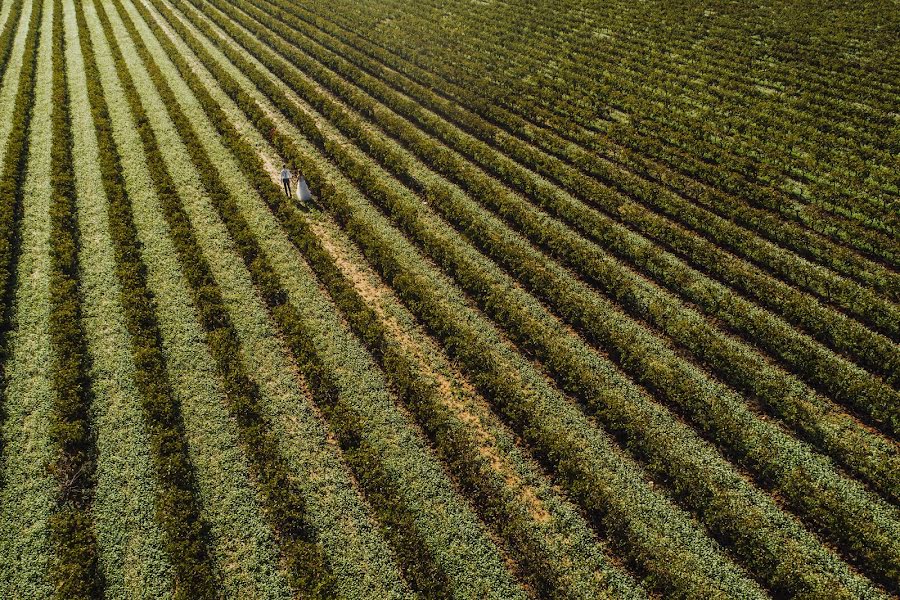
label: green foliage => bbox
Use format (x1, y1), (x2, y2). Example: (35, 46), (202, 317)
(142, 1), (767, 598)
(163, 0), (898, 595)
(0, 0), (37, 476)
(1, 0), (895, 596)
(215, 0), (900, 447)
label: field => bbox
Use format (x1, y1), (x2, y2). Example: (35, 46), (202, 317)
(0, 0), (897, 597)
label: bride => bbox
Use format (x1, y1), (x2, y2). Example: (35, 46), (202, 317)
(295, 166), (312, 202)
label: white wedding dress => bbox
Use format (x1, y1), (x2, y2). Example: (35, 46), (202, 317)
(296, 176), (312, 202)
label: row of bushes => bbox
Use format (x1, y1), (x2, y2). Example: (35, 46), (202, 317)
(152, 1), (886, 597)
(170, 0), (899, 593)
(210, 0), (900, 455)
(0, 0), (34, 478)
(306, 0), (900, 270)
(138, 1), (768, 596)
(90, 1), (336, 595)
(46, 0), (102, 595)
(72, 1), (217, 596)
(125, 2), (527, 596)
(492, 0), (891, 145)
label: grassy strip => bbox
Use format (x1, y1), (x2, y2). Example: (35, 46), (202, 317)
(0, 0), (55, 594)
(92, 0), (334, 594)
(0, 0), (25, 99)
(160, 0), (896, 595)
(128, 2), (529, 597)
(46, 0), (101, 593)
(109, 3), (413, 597)
(233, 0), (899, 390)
(0, 0), (31, 169)
(0, 0), (32, 466)
(199, 0), (900, 482)
(63, 0), (174, 590)
(117, 2), (642, 595)
(140, 1), (773, 597)
(72, 0), (217, 596)
(267, 0), (900, 300)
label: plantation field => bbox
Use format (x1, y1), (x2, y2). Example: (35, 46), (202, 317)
(0, 0), (897, 597)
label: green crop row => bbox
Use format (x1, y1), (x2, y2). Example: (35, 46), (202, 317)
(435, 0), (893, 138)
(71, 0), (218, 595)
(393, 0), (899, 291)
(46, 0), (102, 594)
(85, 0), (318, 593)
(128, 2), (529, 596)
(120, 0), (642, 594)
(146, 0), (892, 596)
(462, 0), (898, 210)
(137, 1), (769, 596)
(0, 0), (26, 89)
(0, 0), (31, 393)
(499, 0), (892, 150)
(304, 0), (896, 274)
(300, 0), (892, 243)
(202, 0), (900, 453)
(0, 0), (55, 595)
(90, 0), (335, 595)
(217, 0), (900, 360)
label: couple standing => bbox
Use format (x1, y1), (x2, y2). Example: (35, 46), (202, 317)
(281, 164), (312, 202)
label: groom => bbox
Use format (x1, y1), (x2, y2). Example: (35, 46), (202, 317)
(280, 164), (292, 198)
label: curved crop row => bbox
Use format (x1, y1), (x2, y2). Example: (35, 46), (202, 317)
(72, 0), (218, 595)
(146, 0), (894, 596)
(46, 0), (102, 593)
